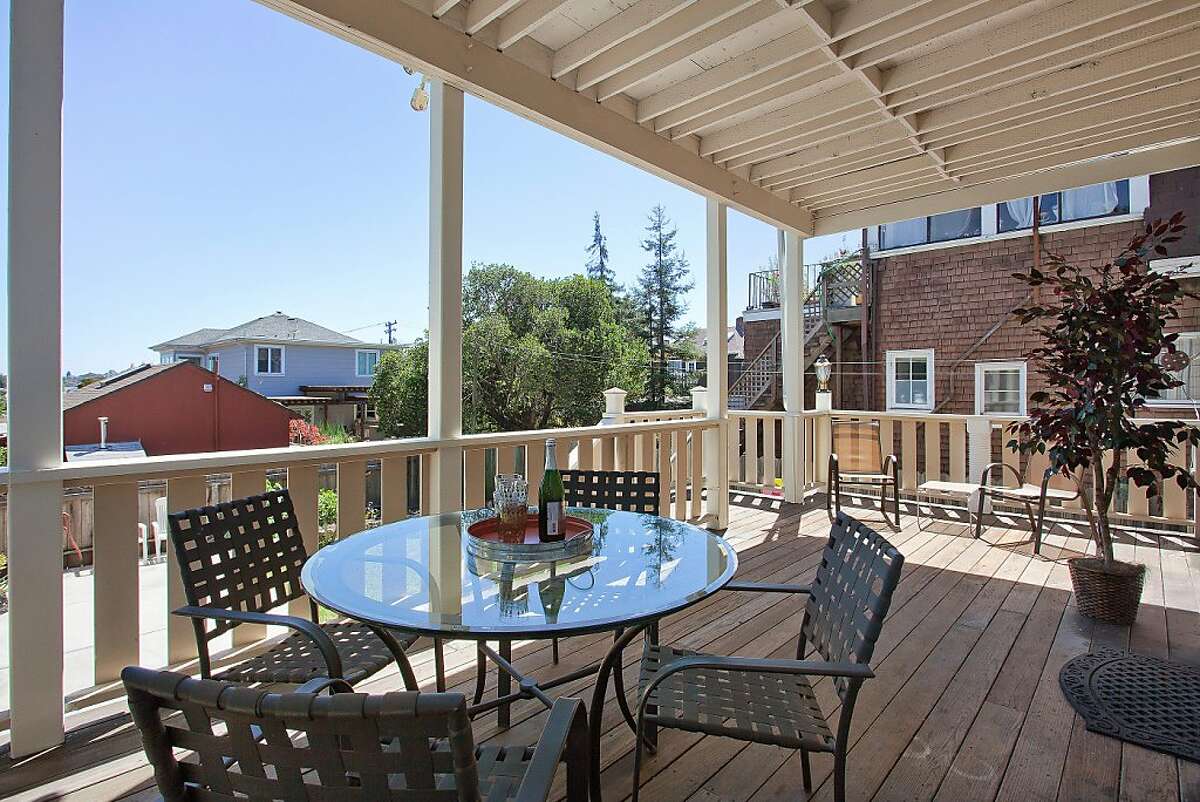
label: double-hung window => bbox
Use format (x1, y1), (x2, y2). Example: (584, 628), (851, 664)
(255, 345), (284, 376)
(975, 361), (1026, 415)
(997, 179), (1130, 232)
(356, 349), (380, 378)
(879, 208), (982, 250)
(886, 349), (934, 410)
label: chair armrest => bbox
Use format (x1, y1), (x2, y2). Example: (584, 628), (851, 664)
(977, 461), (1023, 489)
(295, 677), (354, 695)
(173, 605), (344, 679)
(650, 654), (874, 681)
(723, 581), (811, 595)
(883, 454), (899, 475)
(514, 697), (588, 802)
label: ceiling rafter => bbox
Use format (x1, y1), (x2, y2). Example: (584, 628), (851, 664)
(792, 0), (955, 181)
(496, 0), (573, 50)
(465, 0), (525, 35)
(551, 0), (697, 79)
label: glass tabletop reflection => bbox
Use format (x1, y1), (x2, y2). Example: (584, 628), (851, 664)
(301, 508), (738, 638)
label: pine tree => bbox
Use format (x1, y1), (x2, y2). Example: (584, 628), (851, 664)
(635, 205), (693, 406)
(584, 212), (615, 288)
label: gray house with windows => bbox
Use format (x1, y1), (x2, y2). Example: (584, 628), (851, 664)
(151, 312), (400, 432)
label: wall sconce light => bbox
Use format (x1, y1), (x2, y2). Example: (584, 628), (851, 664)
(814, 355), (832, 393)
(410, 75), (430, 112)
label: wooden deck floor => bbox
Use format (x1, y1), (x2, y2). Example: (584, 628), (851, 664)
(2, 495), (1198, 801)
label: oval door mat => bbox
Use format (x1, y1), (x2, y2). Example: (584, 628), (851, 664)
(1059, 649), (1200, 763)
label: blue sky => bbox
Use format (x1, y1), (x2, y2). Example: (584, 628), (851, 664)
(0, 0), (856, 374)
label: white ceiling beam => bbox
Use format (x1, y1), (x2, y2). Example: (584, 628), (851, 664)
(700, 87), (875, 157)
(496, 0), (572, 49)
(551, 0), (696, 79)
(915, 30), (1200, 134)
(637, 29), (824, 122)
(575, 0), (758, 91)
(258, 0), (814, 233)
(433, 0), (460, 17)
(594, 2), (780, 100)
(788, 155), (939, 201)
(753, 120), (912, 183)
(836, 0), (1000, 66)
(888, 11), (1200, 118)
(668, 66), (851, 139)
(920, 60), (1200, 149)
(720, 107), (886, 169)
(829, 0), (936, 40)
(811, 139), (1200, 234)
(465, 0), (525, 35)
(882, 0), (1191, 98)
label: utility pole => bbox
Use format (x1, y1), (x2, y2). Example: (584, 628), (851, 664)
(384, 320), (397, 344)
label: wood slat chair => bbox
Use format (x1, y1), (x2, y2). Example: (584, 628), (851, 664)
(167, 489), (421, 691)
(973, 460), (1081, 554)
(632, 513), (904, 802)
(122, 666), (590, 801)
(826, 418), (901, 528)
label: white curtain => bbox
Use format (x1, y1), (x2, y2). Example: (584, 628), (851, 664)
(1002, 197), (1034, 228)
(930, 208), (979, 241)
(1062, 182), (1120, 219)
(883, 217), (926, 248)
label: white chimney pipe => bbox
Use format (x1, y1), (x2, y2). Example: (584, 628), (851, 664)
(98, 416), (109, 450)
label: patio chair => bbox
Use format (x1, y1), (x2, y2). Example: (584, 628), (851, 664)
(560, 469), (661, 513)
(826, 418), (901, 528)
(122, 666), (590, 801)
(166, 489), (422, 690)
(974, 460), (1081, 554)
(632, 512), (904, 802)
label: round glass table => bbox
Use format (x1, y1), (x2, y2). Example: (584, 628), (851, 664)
(302, 507), (737, 801)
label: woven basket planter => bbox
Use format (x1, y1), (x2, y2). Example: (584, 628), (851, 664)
(1068, 557), (1146, 625)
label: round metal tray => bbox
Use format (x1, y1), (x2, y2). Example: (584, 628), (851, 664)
(466, 513), (595, 563)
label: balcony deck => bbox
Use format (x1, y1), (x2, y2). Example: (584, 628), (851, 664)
(1, 495), (1197, 802)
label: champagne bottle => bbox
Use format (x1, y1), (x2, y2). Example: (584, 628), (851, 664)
(538, 439), (565, 542)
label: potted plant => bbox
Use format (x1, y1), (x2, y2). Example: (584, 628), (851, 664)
(1008, 213), (1198, 624)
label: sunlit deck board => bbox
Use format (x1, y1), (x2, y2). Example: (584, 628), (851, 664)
(0, 496), (1196, 802)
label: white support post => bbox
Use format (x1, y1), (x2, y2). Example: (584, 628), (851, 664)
(599, 387), (627, 425)
(781, 229), (807, 502)
(6, 0), (66, 757)
(704, 199), (729, 529)
(427, 79), (465, 513)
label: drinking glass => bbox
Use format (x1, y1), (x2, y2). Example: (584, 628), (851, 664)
(493, 474), (529, 542)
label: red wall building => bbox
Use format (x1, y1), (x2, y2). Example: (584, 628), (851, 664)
(63, 362), (297, 456)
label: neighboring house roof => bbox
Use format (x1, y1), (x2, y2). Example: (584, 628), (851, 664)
(63, 364), (175, 410)
(151, 312), (388, 351)
(693, 325), (745, 360)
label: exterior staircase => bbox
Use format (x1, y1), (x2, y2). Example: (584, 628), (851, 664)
(730, 261), (857, 410)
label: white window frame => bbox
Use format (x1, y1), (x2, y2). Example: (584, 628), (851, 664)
(1147, 332), (1200, 407)
(254, 344), (285, 376)
(356, 349), (381, 378)
(886, 349), (935, 411)
(206, 354), (219, 373)
(174, 352), (203, 365)
(974, 360), (1027, 416)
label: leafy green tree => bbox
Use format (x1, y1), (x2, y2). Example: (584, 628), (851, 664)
(370, 265), (648, 434)
(585, 212), (615, 289)
(634, 205), (693, 405)
(370, 340), (429, 438)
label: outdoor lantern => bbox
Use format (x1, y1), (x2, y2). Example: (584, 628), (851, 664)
(814, 355), (833, 393)
(410, 76), (430, 112)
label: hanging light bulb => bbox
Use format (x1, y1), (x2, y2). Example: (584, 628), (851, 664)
(410, 75), (429, 112)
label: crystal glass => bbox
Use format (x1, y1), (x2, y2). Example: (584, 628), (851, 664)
(493, 474), (528, 541)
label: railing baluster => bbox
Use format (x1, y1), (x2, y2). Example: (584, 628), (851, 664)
(287, 465), (320, 617)
(1126, 449), (1150, 518)
(1002, 432), (1021, 487)
(949, 422), (966, 482)
(577, 436), (594, 470)
(804, 416), (814, 486)
(92, 481), (140, 684)
(464, 449), (486, 509)
(762, 417), (776, 492)
(691, 426), (704, 520)
(727, 417), (741, 486)
(496, 445), (516, 477)
(659, 431), (673, 518)
(232, 470), (268, 645)
(166, 476), (206, 664)
(901, 420), (917, 490)
(600, 436), (615, 471)
(745, 417), (759, 489)
(526, 439), (545, 485)
(1164, 441), (1188, 521)
(674, 429), (687, 520)
(878, 418), (894, 477)
(924, 421), (941, 483)
(337, 460), (367, 539)
(419, 454), (432, 515)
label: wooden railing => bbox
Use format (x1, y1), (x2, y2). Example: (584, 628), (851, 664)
(0, 415), (716, 717)
(728, 411), (820, 498)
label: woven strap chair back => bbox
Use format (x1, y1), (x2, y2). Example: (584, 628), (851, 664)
(803, 513), (904, 700)
(559, 470), (661, 513)
(123, 667), (483, 801)
(831, 419), (884, 475)
(167, 489), (310, 641)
